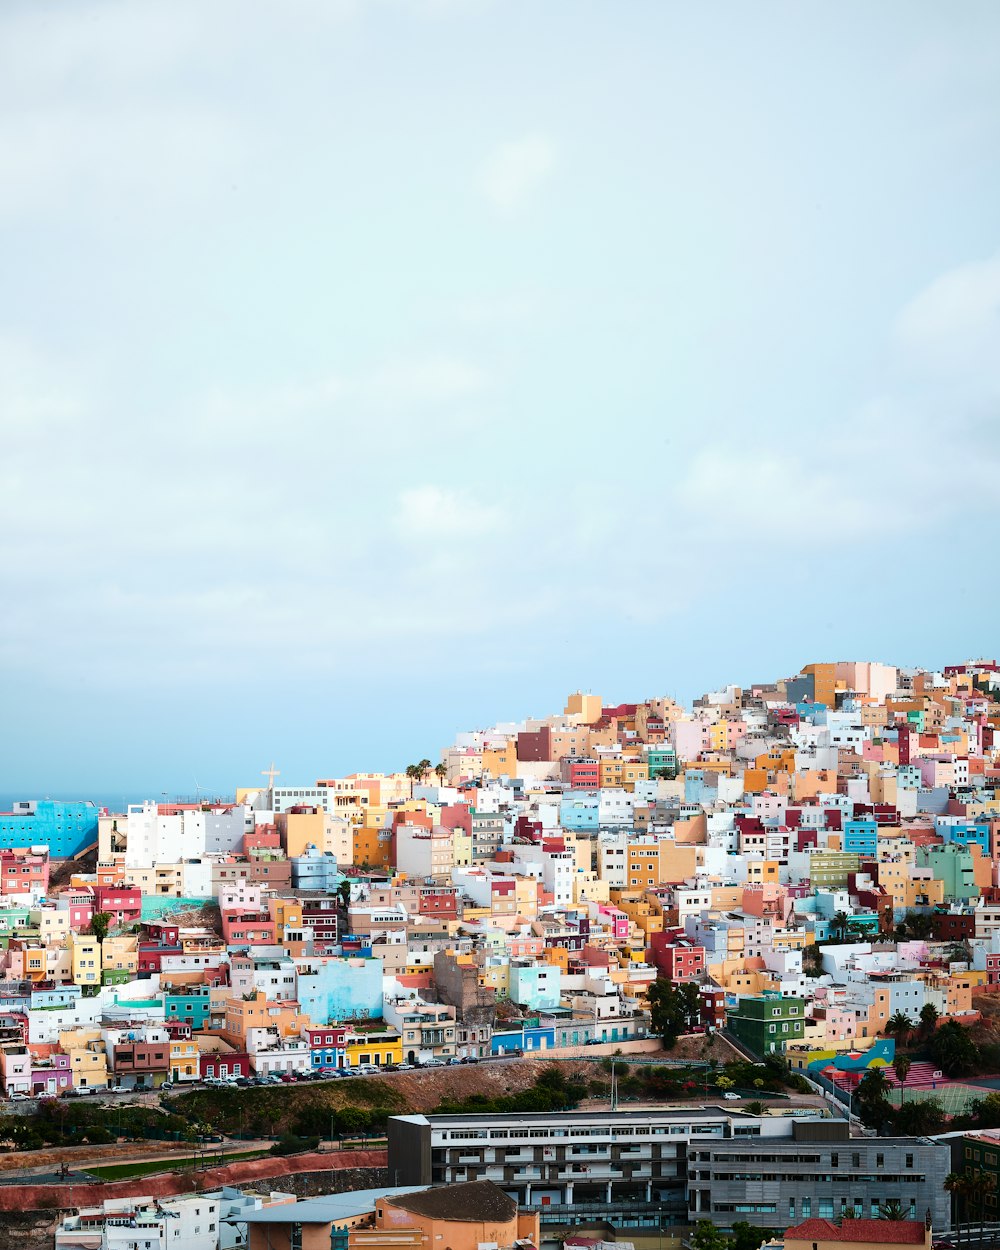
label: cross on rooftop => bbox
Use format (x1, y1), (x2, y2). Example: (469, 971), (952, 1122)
(261, 762), (280, 789)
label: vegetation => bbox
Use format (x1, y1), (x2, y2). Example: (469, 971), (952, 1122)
(929, 1019), (981, 1076)
(689, 1220), (776, 1250)
(646, 977), (701, 1048)
(433, 1065), (586, 1116)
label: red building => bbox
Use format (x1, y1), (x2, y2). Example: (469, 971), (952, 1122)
(560, 759), (600, 790)
(220, 909), (277, 945)
(93, 884), (142, 926)
(0, 848), (50, 895)
(200, 1049), (250, 1079)
(648, 931), (706, 981)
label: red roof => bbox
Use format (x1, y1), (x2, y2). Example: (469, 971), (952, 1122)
(786, 1220), (926, 1245)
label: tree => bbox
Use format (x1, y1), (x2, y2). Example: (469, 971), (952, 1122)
(886, 1010), (915, 1046)
(730, 1223), (775, 1250)
(974, 1172), (997, 1242)
(90, 911), (112, 944)
(930, 1020), (980, 1077)
(690, 1222), (729, 1250)
(856, 1067), (892, 1131)
(405, 764), (423, 796)
(434, 763), (447, 783)
(893, 1054), (911, 1105)
(919, 1002), (939, 1037)
(945, 1170), (975, 1250)
(879, 1201), (905, 1221)
(647, 978), (701, 1049)
(945, 1173), (970, 1245)
(831, 911), (849, 942)
(337, 879), (352, 909)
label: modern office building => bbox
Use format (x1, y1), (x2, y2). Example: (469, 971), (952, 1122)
(389, 1106), (822, 1231)
(388, 1110), (950, 1234)
(687, 1122), (950, 1230)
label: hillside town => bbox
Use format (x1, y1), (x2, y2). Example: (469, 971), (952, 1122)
(8, 658), (1000, 1248)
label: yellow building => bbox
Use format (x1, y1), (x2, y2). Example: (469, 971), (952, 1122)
(170, 1037), (200, 1083)
(344, 1025), (403, 1068)
(68, 931), (101, 990)
(102, 934), (138, 980)
(59, 1028), (109, 1091)
(482, 741), (517, 779)
(278, 809), (325, 859)
(565, 692), (602, 723)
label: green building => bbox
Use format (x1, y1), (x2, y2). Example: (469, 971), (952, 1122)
(804, 850), (861, 890)
(918, 844), (980, 903)
(727, 993), (805, 1057)
(646, 748), (678, 780)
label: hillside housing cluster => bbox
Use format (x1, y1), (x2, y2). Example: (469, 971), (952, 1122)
(1, 658), (998, 1095)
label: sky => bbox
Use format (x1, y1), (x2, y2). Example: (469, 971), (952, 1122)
(3, 0), (1000, 796)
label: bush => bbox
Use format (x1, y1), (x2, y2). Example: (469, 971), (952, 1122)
(271, 1133), (320, 1156)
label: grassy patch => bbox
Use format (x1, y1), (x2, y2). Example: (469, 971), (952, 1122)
(86, 1149), (270, 1181)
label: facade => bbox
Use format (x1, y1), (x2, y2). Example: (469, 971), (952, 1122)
(688, 1124), (950, 1230)
(389, 1106), (843, 1230)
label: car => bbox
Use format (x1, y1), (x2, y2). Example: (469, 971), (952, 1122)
(278, 1073), (296, 1083)
(235, 1077), (251, 1087)
(8, 1092), (30, 1101)
(723, 1092), (741, 1100)
(422, 1059), (446, 1068)
(395, 1063), (414, 1071)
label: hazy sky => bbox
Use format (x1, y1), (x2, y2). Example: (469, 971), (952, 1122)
(4, 1), (1000, 795)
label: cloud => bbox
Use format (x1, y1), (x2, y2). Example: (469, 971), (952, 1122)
(894, 251), (1000, 384)
(394, 485), (505, 542)
(479, 134), (553, 213)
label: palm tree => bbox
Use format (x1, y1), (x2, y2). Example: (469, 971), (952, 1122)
(920, 1002), (940, 1037)
(945, 1173), (975, 1247)
(879, 1201), (905, 1221)
(893, 1053), (911, 1105)
(886, 1010), (914, 1045)
(434, 763), (447, 783)
(976, 1172), (997, 1243)
(946, 1173), (965, 1244)
(405, 763), (423, 796)
(831, 911), (849, 941)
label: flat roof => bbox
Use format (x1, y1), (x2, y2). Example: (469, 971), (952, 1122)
(231, 1186), (427, 1225)
(399, 1104), (799, 1126)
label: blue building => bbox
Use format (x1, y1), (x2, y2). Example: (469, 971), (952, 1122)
(936, 819), (990, 855)
(165, 986), (213, 1029)
(0, 800), (99, 858)
(291, 844), (341, 891)
(560, 792), (599, 831)
(297, 956), (384, 1025)
(843, 818), (878, 857)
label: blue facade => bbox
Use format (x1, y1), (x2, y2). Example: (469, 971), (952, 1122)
(291, 844), (341, 891)
(312, 1046), (345, 1069)
(165, 987), (212, 1029)
(843, 819), (877, 856)
(297, 957), (384, 1025)
(936, 819), (990, 854)
(0, 800), (98, 858)
(560, 793), (599, 831)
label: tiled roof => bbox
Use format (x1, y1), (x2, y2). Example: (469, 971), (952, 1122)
(786, 1220), (926, 1245)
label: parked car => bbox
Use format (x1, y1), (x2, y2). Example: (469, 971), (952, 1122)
(723, 1092), (741, 1100)
(395, 1063), (414, 1071)
(422, 1058), (446, 1068)
(8, 1092), (30, 1101)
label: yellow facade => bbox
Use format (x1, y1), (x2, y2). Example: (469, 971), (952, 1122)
(279, 809), (325, 859)
(68, 931), (101, 989)
(102, 934), (138, 978)
(482, 742), (518, 779)
(170, 1038), (200, 1083)
(345, 1027), (402, 1068)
